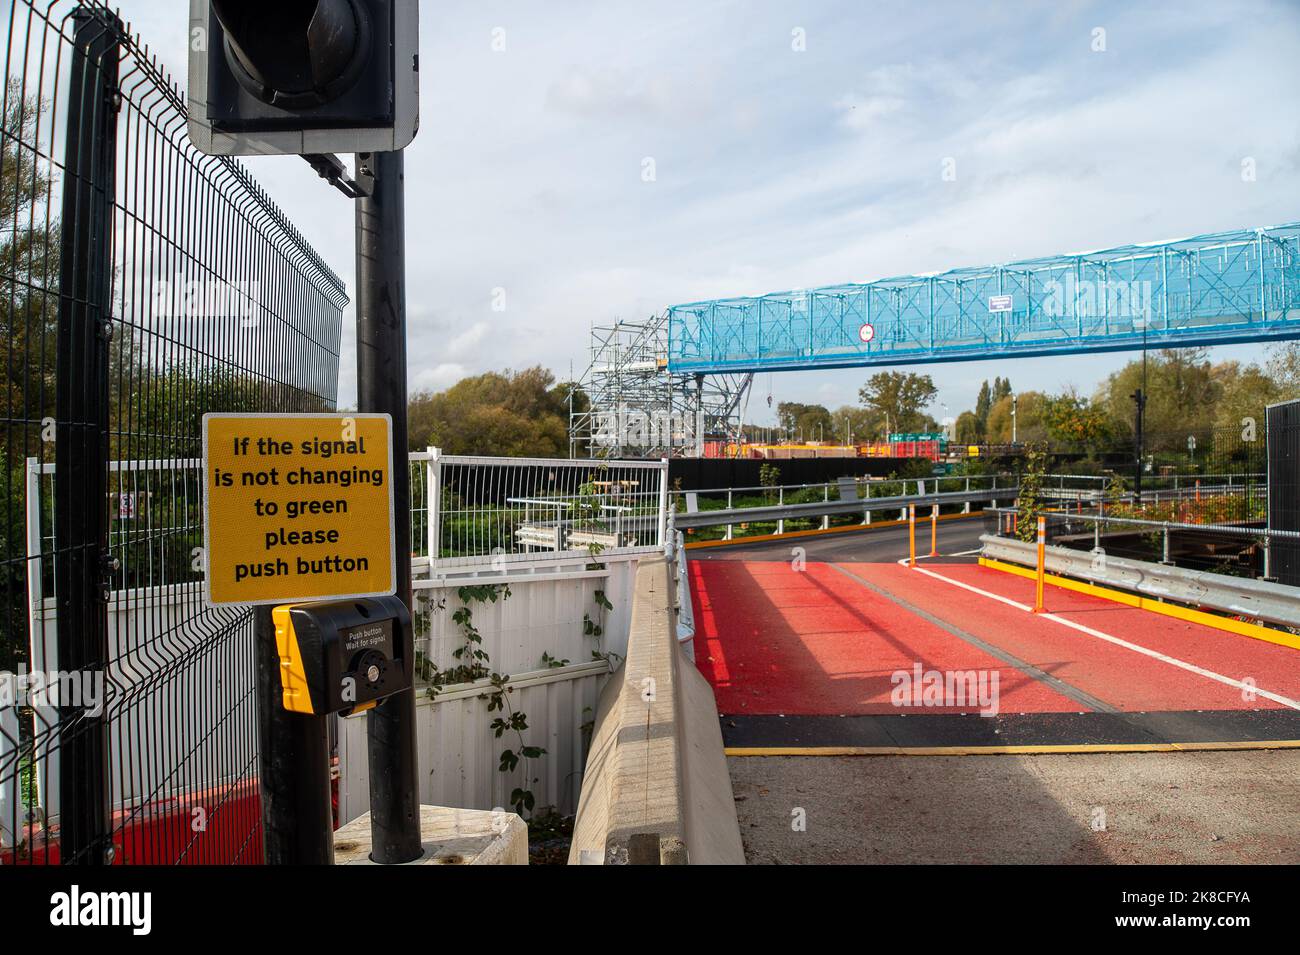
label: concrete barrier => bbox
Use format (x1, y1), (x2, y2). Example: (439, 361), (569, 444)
(568, 556), (744, 865)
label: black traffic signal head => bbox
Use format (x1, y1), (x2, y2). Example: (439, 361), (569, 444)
(213, 0), (372, 109)
(188, 0), (418, 156)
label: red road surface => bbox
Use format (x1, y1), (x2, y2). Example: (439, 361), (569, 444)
(691, 559), (1300, 718)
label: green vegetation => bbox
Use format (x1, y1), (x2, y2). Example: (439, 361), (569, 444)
(858, 371), (939, 434)
(1, 81), (55, 671)
(406, 366), (584, 456)
(1014, 446), (1049, 543)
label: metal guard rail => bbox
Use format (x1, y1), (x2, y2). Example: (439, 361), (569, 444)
(980, 534), (1300, 630)
(663, 518), (695, 649)
(984, 506), (1300, 542)
(674, 487), (1015, 530)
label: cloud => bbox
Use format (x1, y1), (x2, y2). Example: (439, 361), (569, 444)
(411, 363), (469, 393)
(447, 321), (491, 357)
(544, 66), (708, 119)
(116, 0), (1300, 424)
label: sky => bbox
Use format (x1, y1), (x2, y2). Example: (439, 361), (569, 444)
(124, 0), (1300, 424)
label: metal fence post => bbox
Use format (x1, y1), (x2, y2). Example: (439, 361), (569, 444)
(356, 150), (422, 864)
(657, 458), (670, 546)
(54, 7), (121, 866)
(427, 446), (441, 567)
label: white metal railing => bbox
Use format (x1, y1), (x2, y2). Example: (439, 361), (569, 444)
(672, 473), (1015, 538)
(421, 449), (669, 573)
(671, 472), (1014, 505)
(23, 450), (670, 595)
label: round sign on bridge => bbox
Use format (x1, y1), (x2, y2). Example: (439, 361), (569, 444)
(858, 323), (875, 344)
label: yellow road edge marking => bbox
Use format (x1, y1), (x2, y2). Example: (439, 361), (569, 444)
(725, 740), (1300, 757)
(684, 509), (983, 550)
(978, 556), (1300, 652)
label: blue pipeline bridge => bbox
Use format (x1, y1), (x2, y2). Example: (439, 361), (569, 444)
(666, 222), (1300, 374)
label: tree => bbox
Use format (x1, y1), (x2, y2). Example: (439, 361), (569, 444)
(1015, 445), (1049, 543)
(974, 381), (992, 427)
(1042, 391), (1111, 448)
(858, 372), (937, 434)
(2, 80), (57, 671)
(1212, 361), (1280, 434)
(1094, 349), (1218, 452)
(407, 366), (573, 456)
(986, 391), (1048, 444)
(1265, 343), (1300, 400)
(954, 410), (984, 444)
(830, 404), (881, 444)
(776, 401), (834, 441)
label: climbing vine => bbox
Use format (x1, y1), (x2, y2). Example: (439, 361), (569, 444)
(585, 589), (619, 668)
(420, 583), (547, 816)
(419, 474), (626, 818)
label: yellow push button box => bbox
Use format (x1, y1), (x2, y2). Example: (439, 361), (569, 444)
(272, 595), (412, 716)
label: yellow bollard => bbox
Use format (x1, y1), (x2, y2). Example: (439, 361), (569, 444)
(929, 504), (939, 557)
(908, 504), (916, 568)
(1032, 515), (1046, 613)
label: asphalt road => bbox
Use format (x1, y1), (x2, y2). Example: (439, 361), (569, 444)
(688, 514), (989, 565)
(690, 515), (1300, 865)
(731, 749), (1300, 864)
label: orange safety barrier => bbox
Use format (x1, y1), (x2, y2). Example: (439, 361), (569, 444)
(1032, 515), (1047, 614)
(908, 504), (916, 568)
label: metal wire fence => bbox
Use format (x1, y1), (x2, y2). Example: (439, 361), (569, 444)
(1266, 405), (1299, 586)
(1, 2), (346, 863)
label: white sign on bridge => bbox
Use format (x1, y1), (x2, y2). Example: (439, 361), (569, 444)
(988, 295), (1013, 313)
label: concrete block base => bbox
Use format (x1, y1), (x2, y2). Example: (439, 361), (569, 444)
(333, 805), (528, 865)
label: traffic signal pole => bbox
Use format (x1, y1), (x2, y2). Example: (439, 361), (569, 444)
(254, 607), (334, 864)
(1132, 387), (1146, 505)
(355, 150), (423, 864)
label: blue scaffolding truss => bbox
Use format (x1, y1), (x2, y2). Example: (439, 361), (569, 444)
(666, 222), (1300, 374)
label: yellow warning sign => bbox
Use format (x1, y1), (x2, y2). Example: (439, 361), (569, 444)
(202, 413), (396, 606)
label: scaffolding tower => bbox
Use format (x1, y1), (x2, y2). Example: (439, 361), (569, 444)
(571, 315), (752, 458)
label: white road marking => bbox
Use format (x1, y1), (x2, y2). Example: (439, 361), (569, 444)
(901, 560), (1300, 711)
